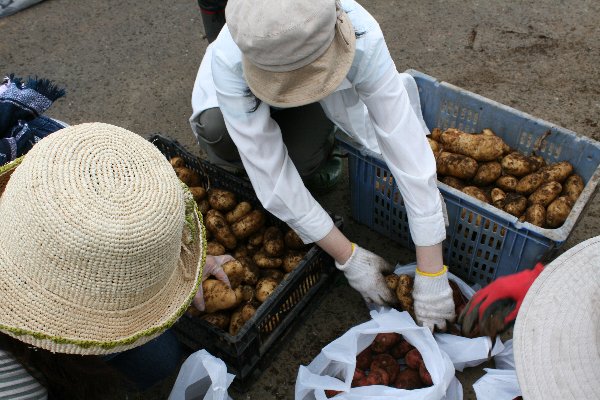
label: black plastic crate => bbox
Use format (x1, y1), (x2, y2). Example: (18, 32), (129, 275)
(149, 134), (343, 390)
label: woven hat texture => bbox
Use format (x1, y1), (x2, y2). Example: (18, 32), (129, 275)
(0, 123), (205, 355)
(226, 0), (356, 108)
(513, 235), (600, 400)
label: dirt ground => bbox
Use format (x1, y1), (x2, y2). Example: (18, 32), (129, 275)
(1, 0), (599, 399)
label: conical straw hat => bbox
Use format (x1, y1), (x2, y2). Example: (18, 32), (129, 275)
(514, 235), (600, 399)
(0, 123), (205, 355)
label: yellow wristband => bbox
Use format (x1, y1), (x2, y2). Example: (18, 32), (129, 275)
(351, 242), (356, 253)
(415, 265), (448, 277)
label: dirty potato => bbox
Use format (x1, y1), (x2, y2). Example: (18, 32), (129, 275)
(440, 176), (465, 190)
(237, 256), (259, 285)
(503, 193), (528, 217)
(515, 172), (545, 195)
(472, 161), (502, 186)
(205, 209), (237, 250)
(170, 156), (186, 169)
(501, 152), (537, 177)
(540, 161), (574, 183)
(491, 187), (507, 209)
(462, 186), (491, 203)
(253, 249), (283, 269)
(202, 279), (239, 313)
(256, 278), (279, 303)
(282, 250), (305, 273)
(562, 174), (585, 203)
(440, 128), (506, 161)
(528, 181), (562, 207)
(222, 259), (246, 288)
(495, 175), (518, 192)
(206, 241), (226, 256)
(231, 210), (266, 239)
(263, 226), (285, 257)
(436, 151), (479, 180)
(208, 188), (237, 212)
(524, 204), (546, 227)
(189, 186), (207, 202)
(200, 312), (231, 331)
(225, 201), (252, 224)
(546, 196), (574, 228)
(284, 229), (306, 250)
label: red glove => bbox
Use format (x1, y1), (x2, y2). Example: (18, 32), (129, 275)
(459, 263), (544, 337)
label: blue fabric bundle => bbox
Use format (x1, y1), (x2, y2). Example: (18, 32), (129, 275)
(0, 74), (65, 165)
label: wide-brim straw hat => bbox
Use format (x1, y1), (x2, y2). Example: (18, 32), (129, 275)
(0, 123), (206, 355)
(513, 235), (600, 399)
(226, 0), (356, 108)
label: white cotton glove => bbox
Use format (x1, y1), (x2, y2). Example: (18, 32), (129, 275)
(335, 244), (397, 305)
(192, 254), (234, 312)
(412, 266), (456, 331)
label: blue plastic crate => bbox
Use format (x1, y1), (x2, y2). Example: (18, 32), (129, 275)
(336, 69), (600, 286)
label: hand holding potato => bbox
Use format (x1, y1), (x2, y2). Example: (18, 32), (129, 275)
(192, 254), (234, 312)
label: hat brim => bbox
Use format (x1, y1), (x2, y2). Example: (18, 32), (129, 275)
(0, 192), (206, 355)
(513, 236), (600, 400)
(0, 156), (23, 197)
(243, 10), (356, 108)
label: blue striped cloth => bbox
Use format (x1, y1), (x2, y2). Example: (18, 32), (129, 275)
(0, 349), (47, 399)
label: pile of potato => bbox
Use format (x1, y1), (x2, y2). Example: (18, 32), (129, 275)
(169, 156), (309, 336)
(429, 128), (585, 228)
(325, 332), (432, 397)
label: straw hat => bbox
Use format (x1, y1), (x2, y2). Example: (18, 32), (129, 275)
(513, 235), (600, 399)
(226, 0), (356, 108)
(0, 123), (206, 355)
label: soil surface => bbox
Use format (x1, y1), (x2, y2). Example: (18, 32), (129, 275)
(1, 0), (599, 399)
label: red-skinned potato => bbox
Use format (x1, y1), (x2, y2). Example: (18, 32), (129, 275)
(351, 368), (366, 387)
(394, 368), (424, 390)
(419, 364), (433, 386)
(371, 354), (400, 382)
(389, 339), (414, 359)
(325, 390), (342, 398)
(370, 332), (401, 353)
(356, 347), (373, 370)
(367, 368), (390, 386)
(405, 348), (424, 369)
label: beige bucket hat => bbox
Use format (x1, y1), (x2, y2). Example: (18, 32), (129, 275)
(513, 235), (600, 399)
(226, 0), (356, 108)
(0, 123), (206, 355)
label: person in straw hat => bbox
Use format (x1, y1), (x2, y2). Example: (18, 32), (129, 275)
(189, 0), (456, 331)
(0, 122), (233, 398)
(459, 235), (600, 399)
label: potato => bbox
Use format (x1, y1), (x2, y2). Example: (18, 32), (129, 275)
(205, 209), (237, 250)
(255, 277), (279, 303)
(222, 259), (246, 288)
(472, 161), (502, 186)
(539, 161), (574, 183)
(370, 353), (399, 381)
(405, 348), (424, 369)
(200, 312), (230, 331)
(239, 285), (255, 302)
(430, 127), (442, 141)
(371, 333), (401, 353)
(481, 128), (495, 136)
(229, 308), (245, 336)
(524, 204), (546, 227)
(562, 174), (585, 202)
(240, 303), (256, 322)
(503, 193), (527, 217)
(237, 256), (259, 285)
(462, 186), (491, 203)
(175, 167), (201, 187)
(284, 229), (306, 250)
(189, 186), (207, 202)
(491, 187), (507, 209)
(419, 364), (433, 386)
(427, 137), (442, 157)
(170, 156), (185, 168)
(202, 279), (239, 313)
(356, 347), (373, 370)
(325, 390), (343, 398)
(231, 210), (266, 239)
(440, 176), (465, 190)
(529, 155), (546, 171)
(385, 274), (399, 290)
(436, 151), (478, 180)
(352, 368), (366, 387)
(440, 128), (506, 161)
(282, 250), (304, 273)
(501, 152), (538, 177)
(515, 172), (544, 195)
(263, 226), (285, 257)
(208, 188), (237, 212)
(546, 196), (573, 228)
(197, 199), (210, 215)
(248, 227), (266, 246)
(394, 368), (423, 390)
(224, 201), (252, 224)
(233, 246), (249, 258)
(495, 175), (518, 192)
(259, 269), (284, 282)
(206, 241), (226, 256)
(253, 249), (283, 269)
(389, 339), (414, 359)
(528, 181), (562, 206)
(367, 368), (390, 386)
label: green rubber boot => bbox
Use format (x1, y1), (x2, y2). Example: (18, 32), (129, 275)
(304, 152), (344, 194)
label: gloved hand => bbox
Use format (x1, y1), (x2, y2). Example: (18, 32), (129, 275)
(412, 266), (456, 332)
(192, 254), (233, 312)
(459, 262), (544, 337)
(335, 244), (396, 305)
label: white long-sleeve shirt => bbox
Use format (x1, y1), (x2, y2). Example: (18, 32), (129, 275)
(190, 0), (446, 247)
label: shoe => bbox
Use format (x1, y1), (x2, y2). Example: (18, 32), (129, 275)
(304, 153), (343, 194)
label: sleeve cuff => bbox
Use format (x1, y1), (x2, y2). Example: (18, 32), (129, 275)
(288, 205), (334, 244)
(409, 211), (447, 247)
